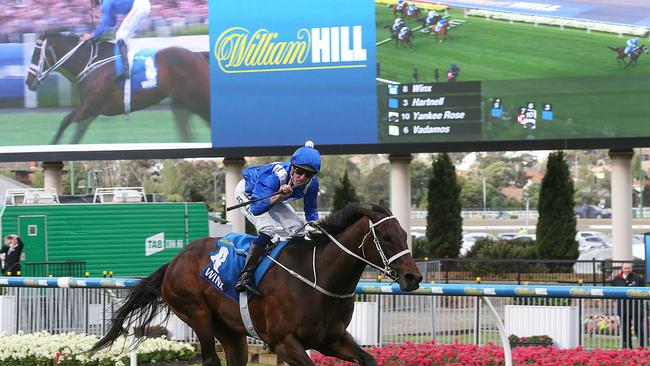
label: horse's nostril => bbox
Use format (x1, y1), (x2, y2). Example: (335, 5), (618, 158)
(405, 273), (423, 284)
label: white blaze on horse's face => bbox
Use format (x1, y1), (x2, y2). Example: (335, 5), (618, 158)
(26, 36), (50, 90)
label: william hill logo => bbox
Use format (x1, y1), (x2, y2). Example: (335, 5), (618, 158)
(214, 26), (368, 73)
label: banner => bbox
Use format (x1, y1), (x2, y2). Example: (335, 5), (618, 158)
(210, 0), (378, 148)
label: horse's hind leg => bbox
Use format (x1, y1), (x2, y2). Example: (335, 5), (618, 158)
(170, 99), (192, 141)
(272, 333), (314, 366)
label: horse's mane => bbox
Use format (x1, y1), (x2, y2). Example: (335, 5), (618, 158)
(289, 202), (391, 248)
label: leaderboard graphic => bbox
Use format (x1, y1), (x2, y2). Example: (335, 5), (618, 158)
(380, 81), (482, 142)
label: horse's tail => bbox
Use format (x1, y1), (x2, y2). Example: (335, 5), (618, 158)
(607, 46), (619, 52)
(89, 263), (170, 354)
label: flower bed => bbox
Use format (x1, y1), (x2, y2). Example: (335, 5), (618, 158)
(0, 331), (197, 366)
(311, 341), (650, 366)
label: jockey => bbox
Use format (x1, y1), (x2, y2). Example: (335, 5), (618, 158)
(392, 18), (404, 33)
(426, 11), (439, 26)
(81, 0), (151, 81)
(396, 0), (407, 11)
(435, 17), (448, 33)
(625, 36), (640, 56)
(407, 3), (418, 16)
(234, 141), (321, 296)
(398, 26), (410, 41)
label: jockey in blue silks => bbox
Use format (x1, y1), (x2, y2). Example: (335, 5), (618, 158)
(625, 37), (640, 56)
(398, 26), (410, 41)
(426, 11), (439, 26)
(81, 0), (151, 80)
(407, 3), (418, 16)
(396, 0), (407, 12)
(435, 17), (448, 33)
(392, 18), (404, 33)
(234, 141), (321, 296)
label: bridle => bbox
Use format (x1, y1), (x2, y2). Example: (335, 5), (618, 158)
(267, 214), (411, 298)
(27, 36), (119, 87)
(27, 37), (85, 87)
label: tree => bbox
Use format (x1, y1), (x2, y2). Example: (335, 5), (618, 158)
(536, 151), (578, 260)
(332, 170), (360, 211)
(411, 159), (432, 209)
(425, 153), (463, 258)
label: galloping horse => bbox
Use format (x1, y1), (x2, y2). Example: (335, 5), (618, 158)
(90, 203), (423, 366)
(397, 28), (415, 47)
(25, 32), (209, 144)
(608, 45), (648, 68)
(432, 21), (450, 42)
(391, 3), (408, 18)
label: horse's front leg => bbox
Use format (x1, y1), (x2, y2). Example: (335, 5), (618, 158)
(51, 109), (80, 144)
(272, 333), (315, 366)
(318, 331), (377, 366)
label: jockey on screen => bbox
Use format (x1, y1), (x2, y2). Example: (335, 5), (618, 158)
(426, 11), (439, 26)
(80, 0), (151, 81)
(392, 18), (404, 33)
(398, 26), (410, 41)
(407, 3), (418, 16)
(396, 0), (407, 12)
(625, 37), (640, 56)
(435, 17), (448, 33)
(234, 141), (321, 296)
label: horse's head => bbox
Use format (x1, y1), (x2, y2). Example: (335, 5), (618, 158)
(26, 33), (53, 90)
(26, 32), (82, 90)
(359, 203), (423, 291)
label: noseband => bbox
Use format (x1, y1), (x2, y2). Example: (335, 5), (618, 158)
(319, 215), (410, 280)
(266, 215), (411, 299)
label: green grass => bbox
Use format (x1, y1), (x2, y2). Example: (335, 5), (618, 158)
(0, 108), (210, 146)
(375, 6), (650, 142)
(375, 7), (649, 82)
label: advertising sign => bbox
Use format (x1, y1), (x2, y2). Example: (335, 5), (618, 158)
(210, 0), (377, 148)
(0, 0), (649, 160)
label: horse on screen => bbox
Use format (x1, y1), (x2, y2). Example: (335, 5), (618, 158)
(25, 32), (209, 144)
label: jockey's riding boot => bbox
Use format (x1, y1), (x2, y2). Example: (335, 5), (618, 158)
(235, 237), (269, 296)
(116, 40), (129, 81)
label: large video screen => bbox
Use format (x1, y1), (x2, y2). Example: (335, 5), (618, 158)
(0, 0), (648, 160)
(211, 0), (650, 154)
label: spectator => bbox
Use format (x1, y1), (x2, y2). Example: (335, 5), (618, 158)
(0, 234), (24, 276)
(611, 262), (646, 348)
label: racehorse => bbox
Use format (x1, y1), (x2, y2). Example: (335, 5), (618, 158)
(432, 21), (450, 42)
(390, 3), (407, 18)
(607, 45), (648, 68)
(90, 202), (423, 366)
(397, 28), (415, 47)
(25, 32), (210, 144)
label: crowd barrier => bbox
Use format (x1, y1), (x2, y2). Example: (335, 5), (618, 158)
(0, 278), (648, 366)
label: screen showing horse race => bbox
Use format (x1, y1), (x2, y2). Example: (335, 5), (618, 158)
(0, 0), (648, 159)
(211, 0), (650, 154)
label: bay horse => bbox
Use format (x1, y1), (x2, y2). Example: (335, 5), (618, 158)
(397, 28), (415, 48)
(432, 22), (450, 42)
(90, 203), (423, 366)
(608, 45), (648, 68)
(25, 32), (209, 144)
(391, 3), (408, 18)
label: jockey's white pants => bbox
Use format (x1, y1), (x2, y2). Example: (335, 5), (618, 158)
(115, 0), (151, 47)
(234, 179), (305, 238)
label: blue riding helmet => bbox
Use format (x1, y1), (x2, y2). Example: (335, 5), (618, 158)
(290, 141), (321, 174)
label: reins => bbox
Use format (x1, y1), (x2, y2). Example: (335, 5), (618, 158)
(28, 36), (119, 86)
(269, 215), (410, 299)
